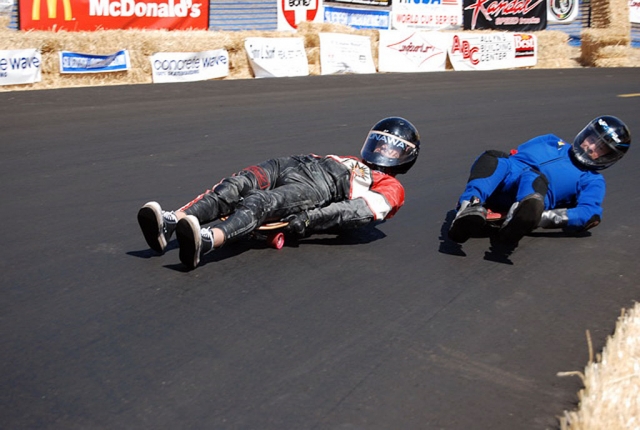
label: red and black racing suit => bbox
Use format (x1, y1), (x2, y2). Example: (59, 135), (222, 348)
(178, 154), (405, 242)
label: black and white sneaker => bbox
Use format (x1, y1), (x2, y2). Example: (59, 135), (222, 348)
(176, 215), (214, 270)
(137, 201), (178, 253)
(499, 194), (545, 244)
(448, 197), (487, 243)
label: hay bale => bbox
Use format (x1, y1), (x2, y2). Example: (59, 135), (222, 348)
(533, 30), (579, 68)
(580, 28), (631, 66)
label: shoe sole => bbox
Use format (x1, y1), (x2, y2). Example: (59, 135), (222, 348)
(499, 197), (544, 244)
(176, 216), (202, 270)
(137, 202), (166, 253)
(448, 213), (486, 243)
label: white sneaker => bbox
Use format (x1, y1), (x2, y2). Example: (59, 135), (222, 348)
(176, 215), (214, 270)
(137, 201), (177, 253)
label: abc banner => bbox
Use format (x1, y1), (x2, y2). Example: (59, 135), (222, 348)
(20, 0), (208, 31)
(463, 0), (547, 31)
(448, 32), (537, 71)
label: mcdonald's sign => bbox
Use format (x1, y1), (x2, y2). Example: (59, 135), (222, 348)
(19, 0), (209, 31)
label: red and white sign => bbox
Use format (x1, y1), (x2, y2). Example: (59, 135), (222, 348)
(277, 0), (323, 31)
(448, 32), (537, 70)
(19, 0), (208, 31)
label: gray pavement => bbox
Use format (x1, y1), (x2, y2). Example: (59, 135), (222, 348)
(1, 68), (639, 429)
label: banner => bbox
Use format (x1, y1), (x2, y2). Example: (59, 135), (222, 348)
(319, 32), (376, 75)
(323, 5), (390, 29)
(150, 50), (229, 83)
(324, 0), (390, 6)
(448, 32), (537, 70)
(277, 0), (323, 30)
(463, 0), (547, 31)
(378, 30), (451, 72)
(19, 0), (208, 31)
(59, 50), (130, 73)
(547, 0), (579, 23)
(631, 0), (640, 24)
(0, 49), (41, 86)
(391, 0), (462, 30)
(245, 37), (309, 78)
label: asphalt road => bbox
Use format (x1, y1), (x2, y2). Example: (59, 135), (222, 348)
(1, 69), (639, 430)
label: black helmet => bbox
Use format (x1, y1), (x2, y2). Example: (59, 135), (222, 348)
(571, 116), (631, 170)
(360, 117), (420, 175)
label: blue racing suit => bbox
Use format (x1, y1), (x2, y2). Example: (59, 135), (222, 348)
(458, 134), (605, 231)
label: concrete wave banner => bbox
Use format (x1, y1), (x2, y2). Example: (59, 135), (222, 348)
(150, 50), (229, 83)
(0, 49), (42, 86)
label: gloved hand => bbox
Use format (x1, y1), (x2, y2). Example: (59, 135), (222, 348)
(283, 211), (311, 238)
(538, 208), (569, 229)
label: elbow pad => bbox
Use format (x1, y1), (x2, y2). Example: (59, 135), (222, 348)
(538, 209), (569, 229)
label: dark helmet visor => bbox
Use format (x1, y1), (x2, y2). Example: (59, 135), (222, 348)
(361, 130), (419, 167)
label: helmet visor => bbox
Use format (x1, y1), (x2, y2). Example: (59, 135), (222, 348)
(573, 121), (626, 169)
(360, 130), (419, 167)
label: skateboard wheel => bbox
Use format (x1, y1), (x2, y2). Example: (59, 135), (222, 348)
(269, 232), (285, 249)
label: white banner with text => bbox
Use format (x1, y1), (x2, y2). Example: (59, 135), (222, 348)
(319, 32), (376, 75)
(150, 50), (229, 83)
(0, 49), (42, 86)
(245, 37), (309, 78)
(378, 30), (451, 72)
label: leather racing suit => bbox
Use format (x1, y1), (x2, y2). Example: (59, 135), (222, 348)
(179, 154), (405, 242)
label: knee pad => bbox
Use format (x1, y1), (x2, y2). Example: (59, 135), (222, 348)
(468, 150), (509, 182)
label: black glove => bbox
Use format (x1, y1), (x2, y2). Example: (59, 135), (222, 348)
(283, 211), (311, 238)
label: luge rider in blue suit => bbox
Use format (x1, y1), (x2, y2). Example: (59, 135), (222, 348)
(448, 115), (631, 245)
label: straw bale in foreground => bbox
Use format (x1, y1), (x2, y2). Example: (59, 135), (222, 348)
(559, 303), (640, 430)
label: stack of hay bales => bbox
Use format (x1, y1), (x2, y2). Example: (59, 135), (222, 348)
(581, 0), (632, 66)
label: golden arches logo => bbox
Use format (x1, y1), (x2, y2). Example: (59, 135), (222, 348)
(32, 0), (73, 20)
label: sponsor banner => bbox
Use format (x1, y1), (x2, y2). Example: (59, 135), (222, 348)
(391, 0), (462, 30)
(324, 0), (390, 6)
(631, 0), (640, 24)
(448, 32), (537, 70)
(245, 37), (309, 78)
(59, 50), (130, 73)
(0, 49), (41, 86)
(150, 50), (229, 83)
(323, 5), (390, 29)
(319, 32), (376, 75)
(463, 0), (547, 31)
(277, 0), (323, 30)
(19, 0), (208, 31)
(378, 30), (451, 72)
(547, 0), (579, 23)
